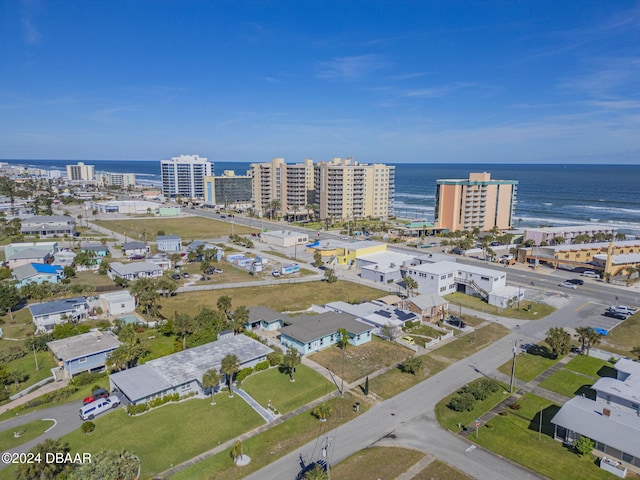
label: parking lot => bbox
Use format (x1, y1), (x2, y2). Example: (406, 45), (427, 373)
(572, 301), (629, 333)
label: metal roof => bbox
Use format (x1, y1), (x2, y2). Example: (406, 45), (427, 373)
(109, 261), (162, 276)
(408, 293), (448, 309)
(47, 331), (121, 362)
(29, 297), (88, 317)
(551, 396), (640, 458)
(7, 247), (51, 260)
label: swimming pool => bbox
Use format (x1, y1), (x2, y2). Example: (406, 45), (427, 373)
(117, 314), (143, 325)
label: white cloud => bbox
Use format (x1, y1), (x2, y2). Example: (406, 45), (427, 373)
(316, 54), (389, 80)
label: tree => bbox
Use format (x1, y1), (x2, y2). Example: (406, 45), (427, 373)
(364, 376), (369, 396)
(130, 278), (159, 316)
(574, 436), (594, 457)
(202, 369), (221, 404)
(17, 439), (72, 480)
(545, 327), (571, 359)
(0, 283), (22, 321)
(229, 305), (249, 334)
(311, 402), (332, 421)
(401, 356), (423, 375)
(323, 268), (337, 283)
(230, 440), (244, 465)
(303, 464), (329, 480)
(380, 322), (400, 341)
(631, 346), (640, 360)
(67, 449), (139, 480)
(312, 251), (323, 268)
(220, 354), (240, 397)
(62, 265), (76, 279)
(337, 328), (349, 394)
(156, 276), (177, 298)
(575, 327), (601, 356)
(404, 275), (418, 297)
(173, 312), (195, 350)
(217, 295), (233, 322)
(282, 347), (301, 382)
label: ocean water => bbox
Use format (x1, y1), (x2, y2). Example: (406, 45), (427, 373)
(5, 159), (640, 235)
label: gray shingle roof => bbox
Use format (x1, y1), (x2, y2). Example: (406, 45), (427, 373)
(280, 311), (372, 344)
(109, 261), (162, 276)
(29, 297), (88, 317)
(7, 247), (51, 261)
(47, 331), (121, 361)
(122, 241), (146, 250)
(408, 293), (448, 309)
(248, 306), (284, 323)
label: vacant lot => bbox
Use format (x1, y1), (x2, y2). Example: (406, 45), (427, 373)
(0, 419), (55, 451)
(428, 322), (510, 364)
(370, 355), (449, 400)
(331, 446), (424, 480)
(242, 364), (336, 414)
(411, 459), (473, 480)
(445, 292), (555, 320)
(600, 312), (640, 357)
(497, 344), (559, 382)
(70, 270), (117, 288)
(158, 281), (386, 314)
(310, 336), (413, 383)
(94, 216), (258, 241)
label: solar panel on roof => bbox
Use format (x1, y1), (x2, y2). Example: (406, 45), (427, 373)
(375, 310), (392, 318)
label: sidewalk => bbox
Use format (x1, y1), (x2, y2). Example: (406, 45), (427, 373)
(0, 378), (70, 416)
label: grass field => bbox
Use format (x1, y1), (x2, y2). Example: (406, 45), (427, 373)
(474, 394), (620, 480)
(0, 308), (35, 344)
(411, 459), (473, 480)
(445, 292), (555, 320)
(564, 355), (616, 378)
(0, 419), (55, 451)
(428, 322), (510, 364)
(94, 216), (258, 241)
(538, 369), (596, 398)
(497, 344), (560, 382)
(600, 312), (640, 357)
(70, 270), (117, 288)
(309, 336), (413, 383)
(369, 356), (448, 400)
(158, 281), (386, 314)
(330, 446), (424, 480)
(172, 393), (366, 480)
(242, 364), (336, 414)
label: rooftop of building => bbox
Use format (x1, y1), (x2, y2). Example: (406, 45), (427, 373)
(280, 311), (372, 343)
(525, 225), (617, 234)
(28, 297), (88, 317)
(47, 331), (121, 361)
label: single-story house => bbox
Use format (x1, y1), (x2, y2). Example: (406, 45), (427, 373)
(109, 333), (273, 405)
(47, 331), (121, 378)
(187, 240), (224, 261)
(6, 247), (53, 269)
(403, 293), (448, 322)
(81, 244), (110, 258)
(260, 230), (309, 248)
(13, 263), (64, 287)
(99, 290), (136, 316)
(279, 311), (373, 355)
(146, 254), (172, 270)
(375, 295), (403, 307)
(324, 301), (419, 332)
(28, 296), (90, 333)
(5, 241), (58, 259)
(108, 261), (164, 281)
(551, 358), (640, 468)
(20, 215), (76, 237)
(245, 306), (286, 332)
(52, 250), (76, 267)
(156, 235), (182, 252)
(122, 241), (150, 258)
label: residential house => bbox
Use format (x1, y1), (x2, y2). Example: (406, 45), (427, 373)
(81, 244), (109, 260)
(324, 301), (419, 332)
(403, 293), (449, 322)
(99, 291), (136, 316)
(13, 263), (64, 287)
(108, 261), (163, 281)
(186, 240), (223, 261)
(5, 242), (58, 259)
(551, 358), (640, 469)
(47, 331), (121, 378)
(52, 250), (76, 267)
(245, 306), (286, 332)
(156, 235), (182, 253)
(122, 241), (150, 258)
(20, 215), (76, 237)
(6, 247), (53, 269)
(146, 254), (172, 271)
(28, 296), (90, 333)
(357, 251), (414, 284)
(279, 311), (373, 355)
(109, 333), (272, 405)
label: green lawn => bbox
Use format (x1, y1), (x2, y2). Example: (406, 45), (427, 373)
(370, 356), (448, 400)
(434, 379), (510, 432)
(60, 395), (263, 478)
(172, 393), (365, 480)
(405, 324), (443, 338)
(70, 270), (117, 288)
(475, 394), (619, 480)
(600, 312), (640, 356)
(538, 370), (596, 399)
(428, 322), (510, 364)
(241, 364), (336, 414)
(564, 355), (617, 379)
(497, 345), (560, 382)
(0, 419), (55, 451)
(445, 292), (555, 320)
(0, 308), (35, 344)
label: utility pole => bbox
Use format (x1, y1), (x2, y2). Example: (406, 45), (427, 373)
(33, 344), (39, 371)
(510, 339), (519, 393)
(322, 436), (333, 480)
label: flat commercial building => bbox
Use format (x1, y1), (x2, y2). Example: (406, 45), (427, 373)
(204, 170), (252, 207)
(161, 154), (213, 200)
(434, 172), (517, 232)
(524, 225), (616, 246)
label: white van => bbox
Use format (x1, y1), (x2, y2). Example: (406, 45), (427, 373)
(79, 395), (121, 420)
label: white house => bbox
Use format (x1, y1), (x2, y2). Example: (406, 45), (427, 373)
(99, 291), (136, 316)
(108, 261), (164, 281)
(28, 297), (90, 333)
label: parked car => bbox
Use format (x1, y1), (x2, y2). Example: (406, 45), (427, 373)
(213, 268), (223, 274)
(401, 335), (415, 345)
(182, 272), (190, 278)
(604, 310), (627, 320)
(581, 270), (599, 278)
(447, 316), (466, 328)
(566, 278), (584, 285)
(171, 273), (181, 280)
(79, 395), (120, 420)
(128, 255), (145, 260)
(272, 270), (281, 277)
(560, 281), (577, 289)
(83, 388), (110, 405)
(609, 306), (637, 316)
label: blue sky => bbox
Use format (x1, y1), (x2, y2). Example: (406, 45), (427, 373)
(1, 1), (639, 164)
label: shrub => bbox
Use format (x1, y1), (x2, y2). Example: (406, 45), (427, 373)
(81, 421), (95, 434)
(575, 436), (594, 457)
(447, 392), (475, 412)
(71, 372), (106, 387)
(267, 351), (282, 367)
(0, 348), (27, 363)
(254, 361), (270, 372)
(18, 385), (77, 411)
(126, 403), (149, 415)
(403, 320), (416, 330)
(401, 357), (423, 375)
(460, 379), (501, 401)
(235, 367), (254, 385)
(508, 402), (521, 410)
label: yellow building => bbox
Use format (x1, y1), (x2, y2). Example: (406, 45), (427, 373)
(306, 240), (387, 265)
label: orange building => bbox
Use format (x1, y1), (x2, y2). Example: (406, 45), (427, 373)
(434, 172), (517, 232)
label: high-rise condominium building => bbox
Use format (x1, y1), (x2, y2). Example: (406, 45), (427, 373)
(160, 155), (213, 200)
(66, 162), (95, 182)
(97, 171), (136, 189)
(204, 170), (253, 207)
(434, 172), (518, 232)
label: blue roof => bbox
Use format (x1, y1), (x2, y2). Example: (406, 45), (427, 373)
(31, 264), (63, 274)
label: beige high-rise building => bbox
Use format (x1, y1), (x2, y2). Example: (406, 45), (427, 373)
(314, 158), (395, 221)
(250, 157), (394, 221)
(434, 172), (517, 232)
(66, 162), (95, 182)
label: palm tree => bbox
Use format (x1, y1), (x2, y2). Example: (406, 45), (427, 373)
(337, 328), (349, 394)
(173, 312), (194, 350)
(584, 329), (602, 356)
(404, 275), (418, 297)
(311, 402), (332, 422)
(217, 295), (233, 322)
(231, 305), (249, 334)
(202, 369), (220, 405)
(545, 327), (571, 359)
(575, 327), (590, 354)
(303, 464), (328, 480)
(230, 440), (244, 465)
(220, 354), (240, 397)
(282, 347), (301, 382)
(292, 205), (300, 223)
(269, 199), (281, 221)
